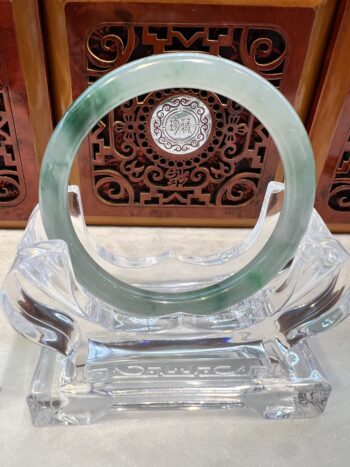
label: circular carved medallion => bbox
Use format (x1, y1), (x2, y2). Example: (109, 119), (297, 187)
(150, 95), (212, 155)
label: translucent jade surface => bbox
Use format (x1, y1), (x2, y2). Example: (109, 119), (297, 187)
(39, 53), (315, 316)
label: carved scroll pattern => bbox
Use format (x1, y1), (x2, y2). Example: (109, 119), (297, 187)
(328, 129), (350, 212)
(0, 51), (25, 206)
(86, 25), (288, 208)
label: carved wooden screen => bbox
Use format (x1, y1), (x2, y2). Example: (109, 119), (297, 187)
(315, 94), (350, 226)
(0, 1), (39, 223)
(328, 126), (350, 213)
(0, 0), (51, 225)
(309, 0), (350, 231)
(66, 2), (316, 225)
(0, 52), (26, 208)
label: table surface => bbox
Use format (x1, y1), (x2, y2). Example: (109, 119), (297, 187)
(1, 228), (350, 467)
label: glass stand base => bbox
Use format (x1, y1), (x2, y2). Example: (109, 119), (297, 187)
(3, 183), (349, 426)
(27, 337), (331, 425)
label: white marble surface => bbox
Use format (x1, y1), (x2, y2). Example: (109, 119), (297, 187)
(1, 228), (350, 467)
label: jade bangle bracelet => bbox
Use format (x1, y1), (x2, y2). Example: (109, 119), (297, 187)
(39, 53), (315, 317)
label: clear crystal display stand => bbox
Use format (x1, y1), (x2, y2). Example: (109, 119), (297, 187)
(1, 53), (350, 425)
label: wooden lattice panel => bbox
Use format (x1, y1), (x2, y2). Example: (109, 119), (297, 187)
(311, 0), (350, 231)
(0, 0), (52, 225)
(44, 0), (335, 225)
(0, 51), (26, 208)
(315, 94), (350, 228)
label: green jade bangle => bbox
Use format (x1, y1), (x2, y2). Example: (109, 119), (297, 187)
(40, 53), (315, 317)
